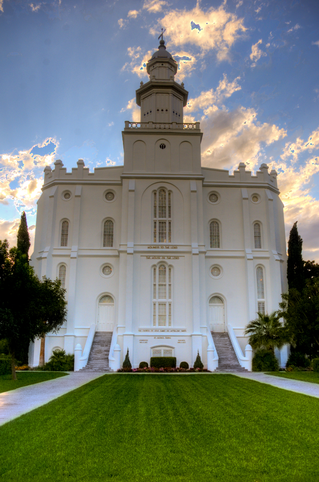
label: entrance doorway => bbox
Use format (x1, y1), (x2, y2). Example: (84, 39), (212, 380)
(209, 296), (225, 332)
(97, 295), (114, 332)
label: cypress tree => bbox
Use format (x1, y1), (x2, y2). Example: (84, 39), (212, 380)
(287, 221), (304, 292)
(17, 211), (31, 262)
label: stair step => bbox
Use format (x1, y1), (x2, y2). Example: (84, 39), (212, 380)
(212, 332), (248, 373)
(80, 331), (113, 373)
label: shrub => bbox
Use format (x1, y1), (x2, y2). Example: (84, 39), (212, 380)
(286, 351), (311, 369)
(139, 361), (148, 368)
(0, 356), (12, 375)
(193, 352), (203, 369)
(252, 348), (279, 371)
(180, 361), (189, 369)
(313, 358), (319, 373)
(0, 339), (9, 356)
(123, 349), (132, 370)
(43, 349), (74, 371)
(150, 357), (176, 368)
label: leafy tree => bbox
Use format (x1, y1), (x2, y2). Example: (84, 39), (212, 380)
(287, 222), (304, 293)
(0, 240), (67, 380)
(17, 211), (31, 261)
(304, 260), (319, 281)
(279, 279), (319, 359)
(245, 311), (287, 354)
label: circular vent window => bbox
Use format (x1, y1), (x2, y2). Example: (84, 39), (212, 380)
(159, 143), (166, 149)
(105, 191), (115, 201)
(211, 265), (222, 278)
(251, 194), (260, 203)
(63, 191), (71, 200)
(102, 265), (112, 276)
(209, 193), (219, 203)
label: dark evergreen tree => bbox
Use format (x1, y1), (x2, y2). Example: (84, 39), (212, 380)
(193, 351), (203, 369)
(304, 260), (319, 281)
(287, 222), (304, 292)
(17, 211), (31, 261)
(122, 349), (132, 370)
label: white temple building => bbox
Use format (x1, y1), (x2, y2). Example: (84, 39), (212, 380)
(29, 39), (288, 371)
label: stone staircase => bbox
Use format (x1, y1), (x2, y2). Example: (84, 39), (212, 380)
(212, 332), (248, 372)
(80, 332), (112, 372)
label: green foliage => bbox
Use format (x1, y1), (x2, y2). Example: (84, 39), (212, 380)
(41, 349), (74, 371)
(304, 260), (319, 281)
(193, 352), (204, 369)
(0, 356), (11, 375)
(139, 361), (148, 368)
(280, 279), (319, 358)
(122, 349), (132, 370)
(252, 348), (279, 371)
(313, 358), (319, 373)
(287, 221), (304, 292)
(180, 361), (189, 369)
(0, 239), (67, 379)
(17, 211), (31, 261)
(150, 356), (176, 368)
(286, 351), (310, 369)
(245, 311), (287, 353)
(0, 339), (9, 355)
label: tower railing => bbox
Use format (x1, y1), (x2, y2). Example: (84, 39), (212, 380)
(124, 121), (200, 130)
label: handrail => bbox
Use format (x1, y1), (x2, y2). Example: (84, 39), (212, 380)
(108, 325), (121, 371)
(78, 324), (96, 370)
(207, 330), (219, 371)
(227, 324), (252, 371)
(124, 121), (200, 130)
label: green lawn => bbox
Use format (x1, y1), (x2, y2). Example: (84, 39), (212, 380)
(1, 374), (319, 482)
(0, 371), (67, 393)
(267, 371), (319, 384)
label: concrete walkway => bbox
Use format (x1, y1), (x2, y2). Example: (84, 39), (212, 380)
(234, 371), (319, 399)
(0, 372), (106, 426)
(1, 371), (319, 427)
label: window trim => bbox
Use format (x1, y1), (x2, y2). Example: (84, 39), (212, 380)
(57, 263), (67, 289)
(60, 219), (70, 247)
(253, 221), (262, 249)
(256, 265), (266, 314)
(152, 262), (173, 328)
(102, 218), (114, 248)
(152, 187), (172, 244)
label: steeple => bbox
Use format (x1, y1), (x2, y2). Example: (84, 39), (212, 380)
(135, 39), (188, 124)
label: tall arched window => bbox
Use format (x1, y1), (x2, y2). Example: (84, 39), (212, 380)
(210, 221), (220, 248)
(256, 266), (265, 314)
(152, 264), (172, 327)
(61, 220), (69, 247)
(103, 220), (114, 247)
(58, 264), (66, 289)
(153, 188), (171, 243)
(254, 222), (262, 249)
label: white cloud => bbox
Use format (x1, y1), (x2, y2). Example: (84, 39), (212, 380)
(0, 219), (36, 254)
(107, 122), (114, 127)
(30, 3), (41, 12)
(118, 18), (127, 29)
(250, 39), (267, 67)
(121, 48), (153, 78)
(281, 127), (319, 161)
(143, 0), (168, 13)
(174, 51), (197, 81)
(236, 1), (243, 8)
(106, 158), (116, 166)
(287, 24), (301, 33)
(120, 97), (140, 122)
(127, 10), (140, 19)
(150, 3), (247, 61)
(0, 0), (3, 13)
(312, 40), (319, 47)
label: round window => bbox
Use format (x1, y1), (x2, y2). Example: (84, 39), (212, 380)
(209, 193), (219, 203)
(210, 265), (222, 278)
(252, 194), (260, 203)
(105, 191), (115, 201)
(63, 191), (71, 200)
(159, 143), (166, 150)
(102, 265), (112, 276)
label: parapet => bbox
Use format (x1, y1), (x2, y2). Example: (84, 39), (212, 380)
(202, 162), (278, 190)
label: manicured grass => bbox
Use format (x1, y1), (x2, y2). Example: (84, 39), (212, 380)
(0, 372), (67, 393)
(266, 371), (319, 384)
(1, 374), (319, 481)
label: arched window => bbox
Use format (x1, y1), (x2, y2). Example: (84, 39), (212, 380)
(58, 264), (66, 289)
(210, 221), (220, 248)
(103, 220), (114, 247)
(256, 266), (265, 314)
(153, 188), (171, 243)
(254, 222), (262, 249)
(61, 220), (69, 246)
(152, 264), (172, 327)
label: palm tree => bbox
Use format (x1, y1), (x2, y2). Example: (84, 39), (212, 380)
(245, 311), (287, 353)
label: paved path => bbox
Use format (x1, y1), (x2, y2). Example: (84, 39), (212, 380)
(1, 371), (319, 427)
(234, 372), (319, 399)
(0, 372), (106, 426)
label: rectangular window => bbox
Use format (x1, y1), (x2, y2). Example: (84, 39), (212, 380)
(153, 189), (172, 243)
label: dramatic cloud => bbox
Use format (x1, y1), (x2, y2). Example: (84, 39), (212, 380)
(0, 219), (36, 254)
(150, 3), (247, 61)
(174, 51), (197, 81)
(121, 47), (153, 78)
(281, 127), (319, 161)
(250, 39), (267, 67)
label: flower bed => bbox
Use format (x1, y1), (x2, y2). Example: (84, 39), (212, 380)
(117, 367), (209, 373)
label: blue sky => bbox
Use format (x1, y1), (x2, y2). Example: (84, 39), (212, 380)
(0, 0), (319, 260)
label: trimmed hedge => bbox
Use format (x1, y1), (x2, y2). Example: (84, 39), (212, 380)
(139, 361), (148, 369)
(150, 357), (176, 368)
(180, 361), (189, 369)
(0, 356), (11, 376)
(313, 358), (319, 373)
(252, 349), (279, 372)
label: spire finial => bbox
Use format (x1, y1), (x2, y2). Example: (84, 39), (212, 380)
(158, 27), (166, 47)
